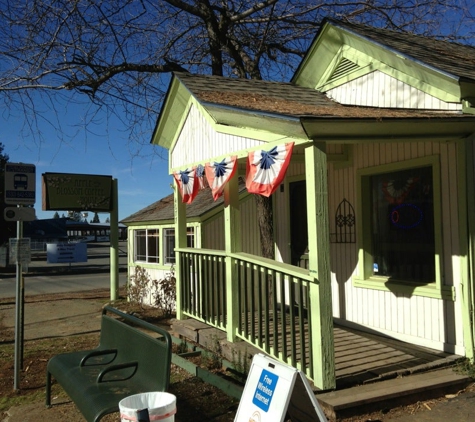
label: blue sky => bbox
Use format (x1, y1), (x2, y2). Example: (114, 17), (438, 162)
(1, 103), (173, 222)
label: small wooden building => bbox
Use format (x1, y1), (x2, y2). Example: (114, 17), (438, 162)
(121, 180), (259, 305)
(150, 18), (475, 390)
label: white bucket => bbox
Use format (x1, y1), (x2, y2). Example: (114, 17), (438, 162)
(119, 392), (177, 422)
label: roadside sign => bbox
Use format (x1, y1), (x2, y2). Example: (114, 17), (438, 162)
(234, 354), (327, 422)
(47, 243), (88, 264)
(4, 163), (36, 205)
(9, 238), (31, 266)
(4, 207), (36, 222)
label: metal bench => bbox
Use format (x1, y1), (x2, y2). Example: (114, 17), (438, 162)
(46, 305), (172, 422)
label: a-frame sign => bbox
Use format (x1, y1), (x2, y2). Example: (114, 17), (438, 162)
(234, 354), (327, 422)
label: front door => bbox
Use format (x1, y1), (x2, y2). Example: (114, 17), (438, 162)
(289, 180), (308, 268)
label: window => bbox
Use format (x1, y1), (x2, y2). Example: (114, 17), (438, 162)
(163, 228), (175, 264)
(370, 166), (434, 282)
(134, 229), (159, 263)
(164, 227), (195, 265)
(356, 156), (452, 299)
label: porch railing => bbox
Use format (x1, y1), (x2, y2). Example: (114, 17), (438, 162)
(177, 248), (316, 380)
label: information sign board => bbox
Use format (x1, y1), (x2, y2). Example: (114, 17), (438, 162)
(4, 163), (36, 205)
(234, 354), (327, 422)
(9, 238), (31, 266)
(42, 172), (113, 211)
(47, 243), (88, 264)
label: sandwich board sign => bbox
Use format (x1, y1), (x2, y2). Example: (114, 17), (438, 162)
(234, 354), (327, 422)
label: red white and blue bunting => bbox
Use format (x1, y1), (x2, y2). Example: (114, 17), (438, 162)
(173, 167), (199, 204)
(246, 143), (294, 197)
(196, 164), (207, 190)
(205, 156), (238, 200)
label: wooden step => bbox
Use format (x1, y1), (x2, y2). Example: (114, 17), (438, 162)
(316, 367), (471, 420)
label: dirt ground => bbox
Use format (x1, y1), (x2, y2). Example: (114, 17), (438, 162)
(1, 288), (474, 422)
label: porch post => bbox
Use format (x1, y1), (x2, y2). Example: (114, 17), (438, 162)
(174, 183), (186, 320)
(305, 143), (336, 390)
(461, 137), (475, 360)
(224, 174), (241, 342)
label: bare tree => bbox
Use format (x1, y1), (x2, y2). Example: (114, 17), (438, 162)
(1, 0), (474, 257)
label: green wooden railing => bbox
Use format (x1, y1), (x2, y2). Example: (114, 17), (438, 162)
(177, 248), (316, 380)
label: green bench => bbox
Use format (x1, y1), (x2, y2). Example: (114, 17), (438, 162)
(46, 305), (172, 422)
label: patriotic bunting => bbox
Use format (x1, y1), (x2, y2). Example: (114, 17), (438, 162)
(205, 156), (237, 200)
(246, 143), (294, 197)
(196, 164), (207, 190)
(173, 167), (199, 204)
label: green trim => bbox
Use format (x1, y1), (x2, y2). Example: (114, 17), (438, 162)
(356, 155), (449, 300)
(460, 137), (475, 359)
(353, 277), (454, 300)
(152, 81), (192, 150)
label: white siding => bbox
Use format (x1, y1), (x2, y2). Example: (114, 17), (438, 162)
(171, 105), (266, 169)
(325, 141), (465, 353)
(326, 71), (462, 111)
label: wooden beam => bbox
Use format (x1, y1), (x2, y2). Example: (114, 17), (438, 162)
(224, 175), (241, 342)
(305, 144), (336, 389)
(174, 183), (187, 320)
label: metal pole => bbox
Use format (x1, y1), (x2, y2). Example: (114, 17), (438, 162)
(14, 214), (23, 390)
(110, 178), (119, 300)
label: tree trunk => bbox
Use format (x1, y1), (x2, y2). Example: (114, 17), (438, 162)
(255, 195), (274, 259)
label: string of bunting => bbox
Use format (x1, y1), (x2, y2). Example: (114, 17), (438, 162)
(174, 143), (294, 204)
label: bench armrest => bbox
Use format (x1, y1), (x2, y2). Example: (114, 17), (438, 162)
(97, 361), (138, 383)
(80, 349), (118, 367)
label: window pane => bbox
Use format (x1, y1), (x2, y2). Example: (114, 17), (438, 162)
(187, 227), (195, 248)
(164, 228), (176, 264)
(371, 166), (435, 282)
(134, 230), (147, 262)
(147, 229), (159, 263)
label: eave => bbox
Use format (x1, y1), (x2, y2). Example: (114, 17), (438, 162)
(301, 116), (475, 142)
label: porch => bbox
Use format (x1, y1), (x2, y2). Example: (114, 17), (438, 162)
(172, 246), (461, 391)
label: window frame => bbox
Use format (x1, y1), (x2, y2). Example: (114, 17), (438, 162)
(132, 225), (196, 267)
(133, 228), (159, 264)
(354, 155), (454, 300)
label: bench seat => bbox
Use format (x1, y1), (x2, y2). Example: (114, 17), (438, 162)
(46, 305), (172, 422)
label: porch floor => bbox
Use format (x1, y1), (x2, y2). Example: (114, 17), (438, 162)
(171, 318), (462, 389)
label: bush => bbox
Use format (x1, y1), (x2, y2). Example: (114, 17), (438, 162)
(152, 266), (176, 318)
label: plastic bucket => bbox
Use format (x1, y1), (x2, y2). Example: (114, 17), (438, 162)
(119, 392), (177, 422)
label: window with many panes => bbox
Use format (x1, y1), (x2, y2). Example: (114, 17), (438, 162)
(134, 229), (159, 263)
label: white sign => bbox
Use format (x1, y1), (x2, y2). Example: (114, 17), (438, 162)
(47, 243), (88, 264)
(9, 238), (31, 266)
(4, 162), (36, 205)
(4, 206), (36, 222)
(234, 354), (327, 422)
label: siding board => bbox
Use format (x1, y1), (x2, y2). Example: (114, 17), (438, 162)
(327, 71), (461, 111)
(323, 141), (463, 353)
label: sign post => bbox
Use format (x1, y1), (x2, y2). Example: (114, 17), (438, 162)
(234, 354), (327, 422)
(4, 162), (36, 391)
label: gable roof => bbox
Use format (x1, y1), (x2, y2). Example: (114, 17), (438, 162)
(174, 71), (469, 119)
(121, 178), (248, 224)
(326, 19), (475, 82)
